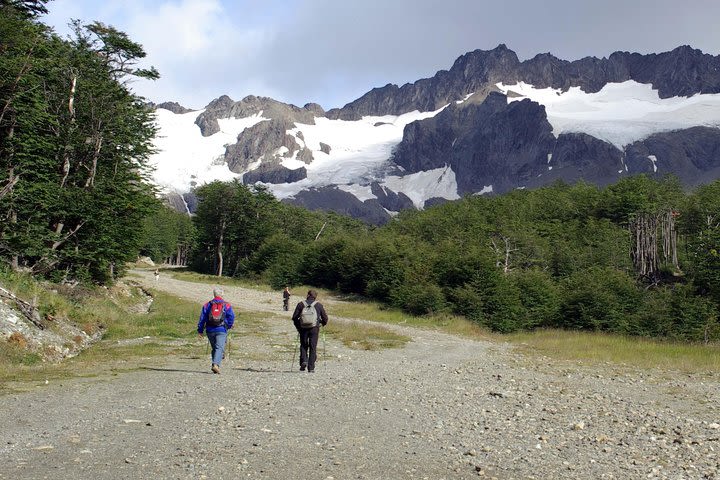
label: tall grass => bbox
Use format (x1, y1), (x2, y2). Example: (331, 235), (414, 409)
(331, 295), (719, 373)
(159, 269), (276, 292)
(332, 300), (491, 338)
(505, 329), (720, 373)
(325, 321), (410, 350)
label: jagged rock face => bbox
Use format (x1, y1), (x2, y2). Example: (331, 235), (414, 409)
(243, 162), (307, 185)
(195, 95), (320, 137)
(393, 92), (557, 194)
(327, 45), (522, 120)
(370, 182), (415, 212)
(224, 118), (299, 172)
(287, 187), (392, 225)
(393, 89), (720, 195)
(537, 133), (624, 188)
(624, 127), (720, 186)
(164, 191), (190, 213)
(155, 101), (193, 114)
(328, 45), (720, 120)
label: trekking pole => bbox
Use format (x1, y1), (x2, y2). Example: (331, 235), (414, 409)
(290, 333), (299, 372)
(226, 331), (231, 363)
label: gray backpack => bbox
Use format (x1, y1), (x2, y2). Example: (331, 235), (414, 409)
(300, 300), (318, 328)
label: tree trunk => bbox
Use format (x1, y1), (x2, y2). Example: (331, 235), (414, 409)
(491, 235), (516, 274)
(1, 124), (18, 200)
(216, 219), (225, 277)
(59, 71), (77, 188)
(10, 209), (18, 270)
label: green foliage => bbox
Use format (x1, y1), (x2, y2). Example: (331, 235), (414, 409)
(557, 267), (640, 333)
(0, 10), (160, 283)
(186, 149), (720, 342)
(140, 203), (195, 263)
(389, 281), (446, 316)
(251, 233), (305, 289)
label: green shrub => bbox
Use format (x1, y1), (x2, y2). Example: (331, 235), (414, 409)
(557, 267), (640, 333)
(390, 281), (446, 315)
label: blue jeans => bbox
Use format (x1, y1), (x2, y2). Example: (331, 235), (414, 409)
(207, 330), (227, 367)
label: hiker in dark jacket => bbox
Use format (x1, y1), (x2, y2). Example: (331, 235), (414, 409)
(197, 287), (235, 374)
(282, 286), (291, 311)
(291, 289), (328, 372)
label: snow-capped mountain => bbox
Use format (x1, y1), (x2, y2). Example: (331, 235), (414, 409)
(149, 45), (720, 224)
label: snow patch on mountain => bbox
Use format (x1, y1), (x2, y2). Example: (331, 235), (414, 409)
(258, 107), (448, 201)
(382, 165), (460, 209)
(150, 102), (458, 210)
(150, 108), (268, 192)
(496, 81), (720, 149)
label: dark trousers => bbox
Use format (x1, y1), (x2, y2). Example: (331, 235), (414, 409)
(298, 326), (319, 371)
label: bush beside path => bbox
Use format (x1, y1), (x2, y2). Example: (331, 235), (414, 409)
(0, 271), (718, 479)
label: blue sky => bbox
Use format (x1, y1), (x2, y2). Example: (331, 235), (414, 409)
(44, 0), (720, 110)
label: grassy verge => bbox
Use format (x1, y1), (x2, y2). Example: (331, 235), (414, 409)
(332, 300), (491, 339)
(0, 277), (203, 390)
(325, 321), (410, 350)
(159, 269), (276, 292)
(505, 329), (720, 373)
(330, 296), (719, 373)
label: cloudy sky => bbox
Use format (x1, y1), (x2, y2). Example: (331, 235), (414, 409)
(44, 0), (720, 110)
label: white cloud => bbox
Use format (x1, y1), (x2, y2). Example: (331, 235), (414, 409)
(128, 0), (225, 57)
(43, 0), (720, 111)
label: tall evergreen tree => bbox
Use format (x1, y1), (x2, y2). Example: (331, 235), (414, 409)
(0, 8), (160, 282)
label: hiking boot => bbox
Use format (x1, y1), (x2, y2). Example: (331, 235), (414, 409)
(300, 364), (306, 371)
(308, 369), (315, 373)
(211, 364), (220, 374)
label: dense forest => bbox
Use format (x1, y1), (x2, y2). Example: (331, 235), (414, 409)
(2, 1), (719, 342)
(182, 176), (720, 342)
(0, 0), (160, 283)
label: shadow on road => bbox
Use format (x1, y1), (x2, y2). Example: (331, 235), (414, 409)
(233, 366), (307, 374)
(142, 367), (212, 375)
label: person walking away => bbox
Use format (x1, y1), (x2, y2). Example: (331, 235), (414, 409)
(291, 289), (328, 372)
(197, 287), (235, 374)
(154, 269), (160, 282)
(282, 286), (291, 311)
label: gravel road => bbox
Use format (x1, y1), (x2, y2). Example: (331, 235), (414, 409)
(1, 270), (718, 479)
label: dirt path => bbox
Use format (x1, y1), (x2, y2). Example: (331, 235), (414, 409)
(1, 271), (718, 479)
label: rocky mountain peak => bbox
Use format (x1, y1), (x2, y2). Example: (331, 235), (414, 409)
(155, 101), (193, 114)
(194, 95), (319, 137)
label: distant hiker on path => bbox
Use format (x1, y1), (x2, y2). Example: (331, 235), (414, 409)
(154, 269), (160, 282)
(282, 286), (291, 311)
(291, 289), (328, 372)
(197, 287), (235, 374)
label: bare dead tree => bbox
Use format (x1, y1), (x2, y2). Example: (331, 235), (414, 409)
(216, 218), (225, 277)
(660, 210), (679, 270)
(0, 285), (44, 330)
(314, 222), (327, 241)
(630, 210), (679, 282)
(490, 235), (517, 274)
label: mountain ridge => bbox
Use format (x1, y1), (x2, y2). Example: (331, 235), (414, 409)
(149, 44), (720, 224)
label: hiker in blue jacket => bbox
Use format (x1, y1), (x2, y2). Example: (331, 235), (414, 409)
(197, 287), (235, 374)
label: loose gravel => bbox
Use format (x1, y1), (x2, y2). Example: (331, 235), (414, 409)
(0, 270), (718, 479)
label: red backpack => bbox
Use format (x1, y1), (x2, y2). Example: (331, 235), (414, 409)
(207, 301), (227, 327)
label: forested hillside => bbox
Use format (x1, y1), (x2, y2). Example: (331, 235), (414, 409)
(188, 176), (720, 342)
(0, 0), (161, 283)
